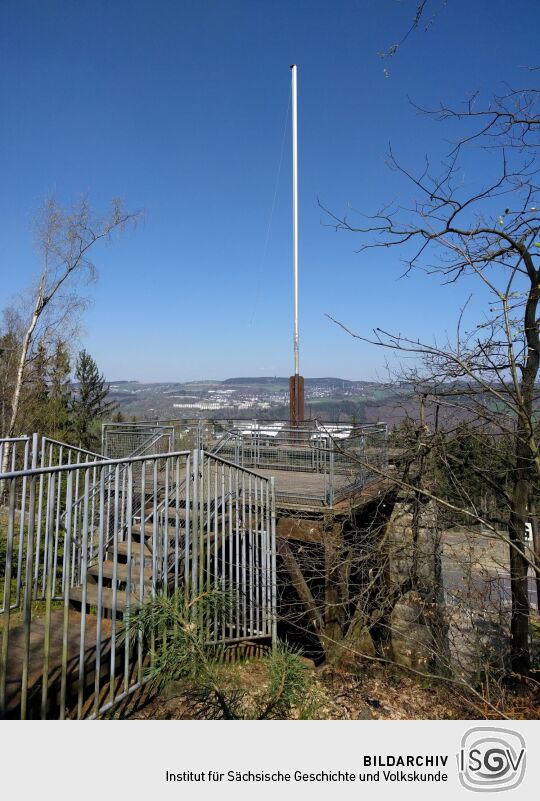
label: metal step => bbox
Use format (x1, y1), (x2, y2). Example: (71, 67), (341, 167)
(139, 510), (190, 525)
(69, 585), (141, 613)
(131, 522), (186, 539)
(87, 561), (153, 584)
(117, 541), (151, 559)
(142, 501), (214, 515)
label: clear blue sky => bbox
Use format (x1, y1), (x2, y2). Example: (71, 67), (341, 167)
(1, 0), (538, 381)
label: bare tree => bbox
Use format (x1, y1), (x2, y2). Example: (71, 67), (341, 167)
(323, 80), (540, 679)
(378, 0), (449, 75)
(2, 196), (141, 472)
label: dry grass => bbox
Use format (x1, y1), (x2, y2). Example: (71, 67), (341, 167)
(127, 658), (540, 720)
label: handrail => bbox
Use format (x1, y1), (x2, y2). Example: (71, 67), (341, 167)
(203, 447), (278, 479)
(0, 447), (191, 480)
(64, 431), (180, 568)
(207, 430), (238, 458)
(60, 430), (174, 528)
(40, 436), (104, 461)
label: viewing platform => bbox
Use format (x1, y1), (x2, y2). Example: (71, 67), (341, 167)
(202, 419), (387, 510)
(103, 419), (389, 511)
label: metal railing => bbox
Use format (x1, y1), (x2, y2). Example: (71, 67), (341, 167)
(1, 434), (104, 473)
(0, 446), (276, 719)
(102, 422), (175, 459)
(65, 429), (173, 530)
(100, 419), (388, 506)
(206, 420), (388, 505)
(0, 436), (33, 475)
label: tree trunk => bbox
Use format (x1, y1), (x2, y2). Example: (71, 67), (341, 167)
(508, 423), (532, 678)
(506, 255), (539, 679)
(323, 523), (345, 648)
(530, 493), (540, 612)
(1, 295), (40, 474)
(508, 499), (531, 677)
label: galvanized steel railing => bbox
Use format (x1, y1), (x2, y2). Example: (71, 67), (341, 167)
(64, 429), (173, 537)
(101, 422), (175, 459)
(0, 435), (106, 601)
(99, 419), (388, 505)
(0, 446), (276, 719)
(205, 421), (388, 505)
(0, 435), (33, 475)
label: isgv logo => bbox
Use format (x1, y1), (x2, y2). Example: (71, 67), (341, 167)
(458, 727), (526, 792)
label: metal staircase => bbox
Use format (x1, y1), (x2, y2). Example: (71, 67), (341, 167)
(0, 435), (276, 719)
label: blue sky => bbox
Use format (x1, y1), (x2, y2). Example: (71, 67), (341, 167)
(1, 0), (538, 381)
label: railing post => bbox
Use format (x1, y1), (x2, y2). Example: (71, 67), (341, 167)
(191, 448), (199, 600)
(198, 449), (205, 606)
(20, 432), (39, 719)
(329, 438), (335, 507)
(76, 467), (91, 719)
(270, 476), (277, 647)
(196, 421), (202, 451)
(0, 478), (16, 716)
(41, 471), (57, 718)
(32, 432), (39, 467)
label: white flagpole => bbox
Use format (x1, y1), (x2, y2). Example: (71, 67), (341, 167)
(291, 64), (299, 377)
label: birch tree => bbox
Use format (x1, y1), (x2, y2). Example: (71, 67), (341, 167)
(1, 196), (140, 472)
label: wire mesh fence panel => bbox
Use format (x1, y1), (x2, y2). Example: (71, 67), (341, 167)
(201, 420), (388, 505)
(331, 423), (388, 503)
(99, 418), (388, 506)
(101, 422), (175, 460)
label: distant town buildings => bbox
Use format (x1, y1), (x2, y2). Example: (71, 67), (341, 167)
(108, 378), (388, 421)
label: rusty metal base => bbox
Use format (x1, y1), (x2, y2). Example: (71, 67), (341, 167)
(289, 374), (305, 424)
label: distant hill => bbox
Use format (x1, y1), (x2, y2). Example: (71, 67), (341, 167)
(222, 376), (359, 387)
(109, 377), (378, 387)
(103, 375), (417, 425)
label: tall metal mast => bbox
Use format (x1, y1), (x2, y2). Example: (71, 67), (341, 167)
(289, 64), (304, 424)
(291, 64), (299, 376)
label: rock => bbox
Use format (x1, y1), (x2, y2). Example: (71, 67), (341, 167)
(391, 593), (433, 669)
